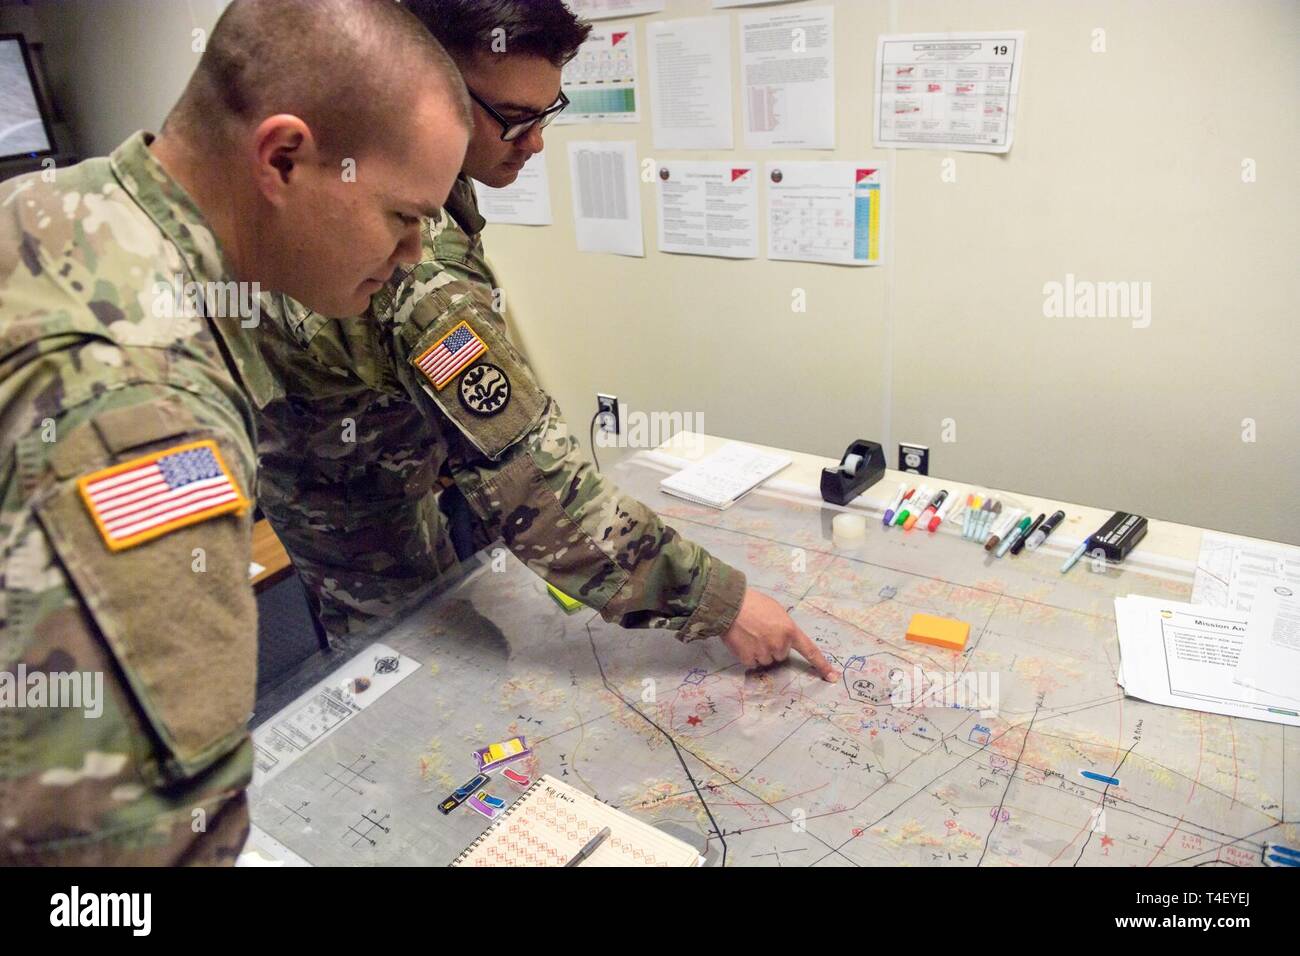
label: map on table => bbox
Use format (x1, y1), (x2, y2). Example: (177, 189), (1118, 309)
(245, 454), (1297, 867)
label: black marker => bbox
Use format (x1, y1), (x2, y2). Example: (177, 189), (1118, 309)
(1025, 510), (1066, 550)
(1010, 513), (1046, 555)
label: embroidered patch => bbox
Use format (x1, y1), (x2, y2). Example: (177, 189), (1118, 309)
(78, 440), (248, 552)
(411, 320), (488, 390)
(458, 362), (511, 417)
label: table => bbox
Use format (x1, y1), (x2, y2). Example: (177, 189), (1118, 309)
(240, 434), (1298, 867)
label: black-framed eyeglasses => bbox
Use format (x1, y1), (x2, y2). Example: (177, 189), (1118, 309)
(467, 88), (569, 142)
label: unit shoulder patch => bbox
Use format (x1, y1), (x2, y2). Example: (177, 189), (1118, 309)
(457, 362), (511, 417)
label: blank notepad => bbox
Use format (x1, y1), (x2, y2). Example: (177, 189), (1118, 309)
(658, 442), (791, 510)
(450, 775), (701, 867)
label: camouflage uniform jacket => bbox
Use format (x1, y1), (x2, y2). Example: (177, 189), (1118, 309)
(255, 175), (746, 641)
(0, 132), (274, 864)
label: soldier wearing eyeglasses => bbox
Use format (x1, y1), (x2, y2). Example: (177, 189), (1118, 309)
(253, 0), (837, 681)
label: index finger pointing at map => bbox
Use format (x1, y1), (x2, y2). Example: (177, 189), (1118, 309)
(791, 627), (837, 681)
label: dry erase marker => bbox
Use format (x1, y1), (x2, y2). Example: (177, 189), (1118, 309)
(902, 488), (932, 530)
(903, 488), (934, 530)
(978, 500), (1003, 542)
(928, 493), (956, 532)
(974, 499), (997, 540)
(967, 497), (991, 539)
(890, 487), (916, 526)
(881, 483), (908, 525)
(917, 490), (947, 528)
(1061, 537), (1091, 573)
(984, 509), (1020, 552)
(896, 486), (929, 526)
(1025, 510), (1065, 550)
(997, 515), (1034, 557)
(1011, 513), (1046, 555)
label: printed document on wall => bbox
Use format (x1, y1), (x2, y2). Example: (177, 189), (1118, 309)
(476, 155), (552, 226)
(567, 0), (664, 20)
(568, 141), (644, 257)
(874, 31), (1025, 153)
(765, 162), (884, 266)
(647, 17), (734, 150)
(557, 23), (639, 125)
(740, 6), (835, 149)
(656, 161), (758, 259)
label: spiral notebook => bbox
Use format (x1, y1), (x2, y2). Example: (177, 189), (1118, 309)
(450, 774), (702, 867)
(658, 443), (791, 511)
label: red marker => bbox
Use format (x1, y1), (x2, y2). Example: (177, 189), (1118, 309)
(917, 490), (948, 529)
(928, 492), (958, 531)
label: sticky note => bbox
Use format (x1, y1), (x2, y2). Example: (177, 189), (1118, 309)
(905, 613), (970, 651)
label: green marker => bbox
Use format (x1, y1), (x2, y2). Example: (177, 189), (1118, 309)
(996, 516), (1033, 557)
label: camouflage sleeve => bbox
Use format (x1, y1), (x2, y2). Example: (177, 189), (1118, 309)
(384, 279), (747, 641)
(1, 376), (257, 864)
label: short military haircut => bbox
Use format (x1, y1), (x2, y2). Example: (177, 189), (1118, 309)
(167, 0), (471, 160)
(403, 0), (592, 68)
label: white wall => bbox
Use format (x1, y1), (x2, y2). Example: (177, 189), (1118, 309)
(18, 0), (1298, 544)
(4, 0), (227, 158)
(486, 0), (1300, 545)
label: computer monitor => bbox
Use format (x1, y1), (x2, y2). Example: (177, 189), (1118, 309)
(0, 33), (55, 161)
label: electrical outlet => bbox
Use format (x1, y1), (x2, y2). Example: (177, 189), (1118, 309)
(596, 394), (619, 434)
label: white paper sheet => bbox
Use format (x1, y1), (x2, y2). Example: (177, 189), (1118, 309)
(655, 161), (757, 259)
(1233, 578), (1300, 703)
(874, 31), (1025, 153)
(557, 23), (640, 125)
(567, 0), (664, 20)
(1114, 595), (1300, 727)
(765, 161), (885, 266)
(475, 156), (553, 226)
(568, 140), (644, 257)
(251, 643), (423, 784)
(740, 6), (835, 149)
(647, 16), (734, 150)
(1192, 530), (1300, 612)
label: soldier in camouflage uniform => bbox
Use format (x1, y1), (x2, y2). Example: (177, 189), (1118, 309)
(0, 0), (471, 864)
(254, 0), (836, 679)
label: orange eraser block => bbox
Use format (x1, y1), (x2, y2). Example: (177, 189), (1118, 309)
(905, 613), (970, 651)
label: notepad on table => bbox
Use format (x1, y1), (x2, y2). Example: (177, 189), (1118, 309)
(658, 442), (791, 511)
(450, 774), (702, 867)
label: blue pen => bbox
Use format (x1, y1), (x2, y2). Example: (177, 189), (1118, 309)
(1060, 537), (1091, 573)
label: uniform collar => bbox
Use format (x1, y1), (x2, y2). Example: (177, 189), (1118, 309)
(110, 131), (282, 409)
(109, 130), (232, 292)
(443, 173), (486, 240)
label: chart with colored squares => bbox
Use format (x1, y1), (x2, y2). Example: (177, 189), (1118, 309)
(246, 454), (1297, 867)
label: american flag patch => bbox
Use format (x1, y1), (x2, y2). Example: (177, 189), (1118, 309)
(78, 440), (249, 551)
(412, 320), (488, 390)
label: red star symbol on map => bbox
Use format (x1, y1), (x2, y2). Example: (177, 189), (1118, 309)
(686, 715), (702, 726)
(1100, 835), (1115, 848)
